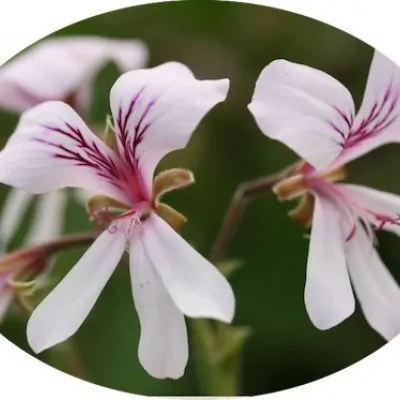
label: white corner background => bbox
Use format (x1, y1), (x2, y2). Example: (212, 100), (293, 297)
(0, 0), (399, 398)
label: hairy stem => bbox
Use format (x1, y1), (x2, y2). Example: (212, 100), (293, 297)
(191, 166), (296, 395)
(210, 165), (295, 263)
(0, 233), (95, 275)
(191, 319), (236, 396)
(43, 233), (95, 256)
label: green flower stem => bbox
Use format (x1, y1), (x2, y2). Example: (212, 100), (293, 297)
(191, 319), (248, 396)
(210, 164), (296, 263)
(191, 319), (231, 395)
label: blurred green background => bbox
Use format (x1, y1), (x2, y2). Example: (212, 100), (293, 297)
(1, 0), (399, 396)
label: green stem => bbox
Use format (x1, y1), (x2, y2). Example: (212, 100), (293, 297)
(210, 164), (296, 263)
(191, 319), (239, 396)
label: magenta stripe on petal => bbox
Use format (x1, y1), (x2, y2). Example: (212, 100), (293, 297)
(343, 85), (399, 149)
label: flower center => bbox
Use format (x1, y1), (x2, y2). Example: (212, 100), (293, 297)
(86, 168), (196, 236)
(272, 161), (346, 225)
(272, 160), (400, 241)
(86, 196), (151, 236)
(273, 161), (347, 201)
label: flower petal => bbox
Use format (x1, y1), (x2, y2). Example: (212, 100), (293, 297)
(0, 287), (13, 323)
(346, 224), (400, 340)
(141, 214), (235, 323)
(305, 194), (355, 329)
(24, 191), (68, 245)
(129, 235), (188, 379)
(0, 36), (148, 113)
(110, 62), (229, 193)
(339, 51), (400, 165)
(0, 189), (33, 249)
(0, 101), (129, 204)
(248, 59), (355, 170)
(339, 184), (400, 236)
(27, 228), (126, 353)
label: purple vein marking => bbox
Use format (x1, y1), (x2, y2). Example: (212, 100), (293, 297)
(115, 88), (157, 189)
(35, 123), (123, 191)
(337, 84), (399, 149)
(113, 87), (159, 202)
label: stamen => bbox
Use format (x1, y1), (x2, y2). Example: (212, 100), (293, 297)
(89, 206), (113, 236)
(89, 205), (144, 236)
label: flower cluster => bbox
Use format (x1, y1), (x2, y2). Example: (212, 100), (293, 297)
(1, 36), (400, 382)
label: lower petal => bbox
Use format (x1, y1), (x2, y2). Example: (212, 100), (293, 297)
(27, 228), (126, 353)
(141, 214), (235, 323)
(24, 191), (68, 245)
(0, 189), (33, 249)
(340, 184), (400, 236)
(305, 194), (355, 329)
(130, 237), (188, 379)
(346, 225), (400, 341)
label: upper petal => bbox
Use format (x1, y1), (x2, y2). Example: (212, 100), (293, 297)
(339, 51), (400, 165)
(140, 214), (235, 323)
(129, 235), (188, 379)
(0, 101), (129, 204)
(346, 224), (400, 340)
(27, 227), (126, 353)
(110, 62), (229, 193)
(0, 36), (148, 113)
(248, 59), (355, 171)
(339, 184), (400, 236)
(304, 194), (355, 329)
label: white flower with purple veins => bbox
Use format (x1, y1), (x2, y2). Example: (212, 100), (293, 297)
(0, 36), (148, 253)
(248, 50), (400, 340)
(0, 62), (234, 379)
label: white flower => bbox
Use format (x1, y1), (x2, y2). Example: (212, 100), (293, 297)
(0, 35), (148, 253)
(248, 50), (400, 340)
(0, 35), (148, 113)
(0, 62), (234, 378)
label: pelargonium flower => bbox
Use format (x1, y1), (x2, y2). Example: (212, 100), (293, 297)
(0, 35), (148, 113)
(0, 62), (234, 378)
(248, 50), (400, 340)
(0, 36), (148, 254)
